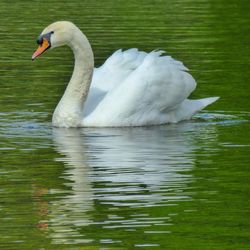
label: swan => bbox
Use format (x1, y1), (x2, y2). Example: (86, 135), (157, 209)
(32, 21), (219, 128)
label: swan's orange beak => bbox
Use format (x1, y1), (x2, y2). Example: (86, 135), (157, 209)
(32, 38), (50, 61)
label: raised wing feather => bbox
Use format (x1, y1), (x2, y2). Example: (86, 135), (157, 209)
(91, 48), (147, 92)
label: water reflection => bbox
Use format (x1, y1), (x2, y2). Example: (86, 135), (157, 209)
(51, 129), (93, 242)
(47, 122), (217, 244)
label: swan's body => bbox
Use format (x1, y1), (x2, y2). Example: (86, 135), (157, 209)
(32, 21), (219, 128)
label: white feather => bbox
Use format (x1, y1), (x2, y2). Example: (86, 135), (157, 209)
(83, 49), (218, 126)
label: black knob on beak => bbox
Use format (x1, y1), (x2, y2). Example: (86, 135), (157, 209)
(36, 36), (43, 45)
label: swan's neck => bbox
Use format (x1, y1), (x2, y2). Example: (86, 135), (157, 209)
(52, 29), (94, 127)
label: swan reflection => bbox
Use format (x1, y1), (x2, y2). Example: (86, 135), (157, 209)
(47, 122), (216, 244)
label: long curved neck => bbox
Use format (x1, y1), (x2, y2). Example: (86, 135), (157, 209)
(52, 28), (94, 127)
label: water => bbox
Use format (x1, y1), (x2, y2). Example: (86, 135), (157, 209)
(0, 0), (249, 249)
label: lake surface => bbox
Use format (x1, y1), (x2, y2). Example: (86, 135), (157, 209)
(0, 0), (249, 249)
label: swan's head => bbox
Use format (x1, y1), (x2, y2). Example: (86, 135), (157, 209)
(32, 21), (77, 60)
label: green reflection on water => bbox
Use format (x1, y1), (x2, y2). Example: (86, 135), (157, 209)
(0, 0), (249, 249)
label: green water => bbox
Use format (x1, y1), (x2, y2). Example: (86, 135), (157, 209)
(0, 0), (249, 249)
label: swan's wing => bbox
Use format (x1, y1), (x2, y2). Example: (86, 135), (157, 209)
(83, 51), (197, 126)
(91, 48), (147, 92)
(84, 49), (147, 117)
(83, 87), (106, 117)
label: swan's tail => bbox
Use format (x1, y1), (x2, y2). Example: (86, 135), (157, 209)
(173, 97), (219, 122)
(194, 97), (220, 110)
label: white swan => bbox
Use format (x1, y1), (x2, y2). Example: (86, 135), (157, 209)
(32, 21), (219, 128)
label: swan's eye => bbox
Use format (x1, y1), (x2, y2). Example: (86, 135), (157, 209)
(36, 31), (54, 45)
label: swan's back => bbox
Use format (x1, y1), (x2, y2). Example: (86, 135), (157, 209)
(83, 49), (218, 127)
